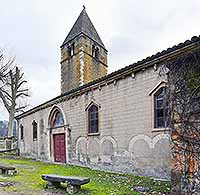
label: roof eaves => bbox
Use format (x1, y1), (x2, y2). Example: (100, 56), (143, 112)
(60, 32), (107, 51)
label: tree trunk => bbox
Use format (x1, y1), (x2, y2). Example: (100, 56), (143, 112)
(8, 109), (14, 137)
(5, 110), (15, 149)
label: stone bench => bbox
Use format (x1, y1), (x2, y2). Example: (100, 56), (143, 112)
(0, 164), (17, 175)
(41, 174), (90, 194)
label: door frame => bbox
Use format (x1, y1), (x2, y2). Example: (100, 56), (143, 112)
(47, 106), (68, 163)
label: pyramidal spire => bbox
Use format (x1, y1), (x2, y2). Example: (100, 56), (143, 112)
(61, 7), (105, 48)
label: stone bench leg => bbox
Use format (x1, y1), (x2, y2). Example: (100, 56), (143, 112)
(47, 181), (61, 189)
(66, 183), (80, 194)
(1, 169), (8, 175)
(10, 170), (17, 175)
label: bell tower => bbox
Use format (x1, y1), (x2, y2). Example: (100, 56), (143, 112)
(60, 6), (108, 94)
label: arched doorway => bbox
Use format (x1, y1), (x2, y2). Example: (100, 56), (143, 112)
(49, 106), (66, 163)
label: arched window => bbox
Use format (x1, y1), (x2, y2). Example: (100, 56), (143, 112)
(95, 48), (99, 59)
(92, 45), (99, 60)
(20, 124), (24, 140)
(88, 105), (99, 134)
(71, 43), (75, 56)
(67, 46), (71, 57)
(67, 43), (75, 58)
(32, 120), (37, 140)
(154, 87), (168, 128)
(52, 112), (64, 128)
(92, 45), (96, 57)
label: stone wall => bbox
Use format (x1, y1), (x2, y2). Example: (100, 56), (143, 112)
(18, 64), (171, 179)
(60, 35), (107, 93)
(75, 134), (170, 177)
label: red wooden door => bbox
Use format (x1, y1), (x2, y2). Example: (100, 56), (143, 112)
(53, 133), (66, 163)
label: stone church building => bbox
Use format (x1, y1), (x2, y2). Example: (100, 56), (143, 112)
(16, 7), (200, 179)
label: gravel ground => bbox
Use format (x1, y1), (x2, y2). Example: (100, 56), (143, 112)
(0, 188), (11, 195)
(0, 188), (66, 195)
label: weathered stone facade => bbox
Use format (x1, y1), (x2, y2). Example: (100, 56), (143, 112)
(61, 35), (107, 93)
(17, 63), (171, 179)
(16, 8), (200, 180)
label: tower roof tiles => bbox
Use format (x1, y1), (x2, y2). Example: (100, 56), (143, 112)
(61, 7), (105, 48)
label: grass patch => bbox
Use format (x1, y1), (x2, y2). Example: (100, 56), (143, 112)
(0, 155), (171, 194)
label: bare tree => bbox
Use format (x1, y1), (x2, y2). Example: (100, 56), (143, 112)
(0, 62), (29, 137)
(0, 52), (14, 85)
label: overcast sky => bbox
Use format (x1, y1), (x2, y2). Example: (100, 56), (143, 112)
(0, 0), (200, 120)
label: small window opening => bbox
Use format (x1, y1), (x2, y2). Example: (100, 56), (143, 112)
(20, 125), (24, 140)
(71, 43), (75, 56)
(67, 43), (75, 57)
(32, 120), (38, 140)
(92, 45), (96, 57)
(67, 46), (71, 57)
(95, 48), (99, 59)
(92, 45), (99, 60)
